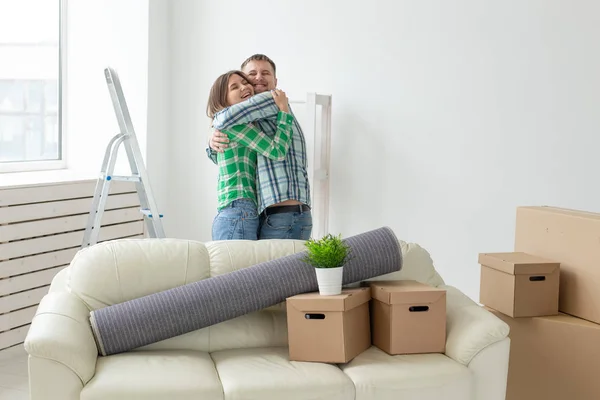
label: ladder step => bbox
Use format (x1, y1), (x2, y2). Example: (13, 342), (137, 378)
(81, 67), (166, 250)
(141, 209), (163, 218)
(107, 175), (141, 182)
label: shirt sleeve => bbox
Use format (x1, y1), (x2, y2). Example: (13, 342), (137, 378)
(212, 91), (280, 130)
(204, 128), (219, 165)
(223, 111), (295, 161)
(205, 146), (218, 165)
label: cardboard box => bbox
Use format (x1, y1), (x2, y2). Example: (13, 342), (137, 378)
(487, 307), (600, 400)
(515, 206), (600, 324)
(369, 280), (446, 355)
(479, 252), (560, 317)
(286, 287), (371, 363)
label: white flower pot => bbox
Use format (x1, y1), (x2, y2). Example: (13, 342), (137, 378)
(315, 266), (344, 296)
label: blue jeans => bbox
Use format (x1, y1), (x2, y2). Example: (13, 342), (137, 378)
(212, 199), (259, 240)
(258, 207), (313, 240)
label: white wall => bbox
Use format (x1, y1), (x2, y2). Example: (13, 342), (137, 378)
(67, 0), (173, 227)
(65, 0), (149, 177)
(146, 0), (171, 234)
(165, 0), (600, 301)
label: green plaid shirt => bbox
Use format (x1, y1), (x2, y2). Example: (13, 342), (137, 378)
(209, 92), (311, 214)
(217, 111), (294, 210)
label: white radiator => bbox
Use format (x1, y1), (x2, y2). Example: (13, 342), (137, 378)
(0, 180), (144, 350)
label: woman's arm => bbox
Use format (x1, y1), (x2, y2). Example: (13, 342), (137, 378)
(224, 111), (294, 161)
(212, 91), (279, 131)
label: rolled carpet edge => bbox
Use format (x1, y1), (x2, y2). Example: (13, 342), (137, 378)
(89, 312), (107, 356)
(90, 226), (403, 356)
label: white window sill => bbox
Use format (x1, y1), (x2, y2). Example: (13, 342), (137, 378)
(0, 168), (98, 189)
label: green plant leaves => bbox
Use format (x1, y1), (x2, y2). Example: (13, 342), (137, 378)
(302, 233), (351, 269)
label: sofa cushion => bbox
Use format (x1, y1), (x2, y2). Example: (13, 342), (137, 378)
(339, 346), (471, 400)
(132, 309), (288, 353)
(441, 285), (510, 365)
(80, 350), (223, 400)
(363, 241), (445, 287)
(211, 346), (355, 400)
(205, 239), (306, 277)
(69, 238), (211, 310)
(205, 239), (302, 312)
(49, 267), (69, 293)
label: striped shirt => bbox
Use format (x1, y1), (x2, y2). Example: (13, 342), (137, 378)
(216, 111), (295, 210)
(210, 91), (311, 214)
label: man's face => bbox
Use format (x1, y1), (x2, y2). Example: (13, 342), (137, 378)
(242, 60), (277, 93)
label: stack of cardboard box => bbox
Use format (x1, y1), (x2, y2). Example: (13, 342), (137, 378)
(479, 206), (600, 400)
(285, 280), (447, 363)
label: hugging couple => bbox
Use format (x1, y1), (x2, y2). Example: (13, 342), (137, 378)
(206, 54), (312, 242)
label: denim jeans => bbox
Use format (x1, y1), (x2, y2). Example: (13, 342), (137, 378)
(212, 199), (259, 240)
(258, 208), (313, 240)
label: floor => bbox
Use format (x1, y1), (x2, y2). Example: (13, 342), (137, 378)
(0, 345), (28, 400)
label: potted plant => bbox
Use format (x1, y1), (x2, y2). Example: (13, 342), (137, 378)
(303, 233), (352, 296)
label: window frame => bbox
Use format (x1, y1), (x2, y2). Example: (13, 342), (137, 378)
(0, 0), (68, 174)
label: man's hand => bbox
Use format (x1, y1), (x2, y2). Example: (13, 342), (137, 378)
(210, 129), (229, 152)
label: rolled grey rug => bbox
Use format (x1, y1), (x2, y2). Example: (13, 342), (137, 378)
(90, 226), (402, 356)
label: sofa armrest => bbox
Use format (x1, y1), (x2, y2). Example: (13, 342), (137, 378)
(24, 291), (98, 384)
(440, 285), (510, 366)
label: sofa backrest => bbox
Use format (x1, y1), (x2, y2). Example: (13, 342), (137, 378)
(66, 236), (443, 353)
(365, 241), (445, 287)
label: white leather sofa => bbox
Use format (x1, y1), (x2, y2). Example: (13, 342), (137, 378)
(25, 237), (510, 400)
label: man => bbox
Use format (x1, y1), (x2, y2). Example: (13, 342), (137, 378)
(206, 54), (312, 240)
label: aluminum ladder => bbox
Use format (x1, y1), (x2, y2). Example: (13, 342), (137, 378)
(81, 67), (165, 248)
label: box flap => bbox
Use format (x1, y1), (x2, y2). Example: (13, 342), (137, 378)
(286, 287), (371, 312)
(538, 313), (600, 330)
(519, 206), (600, 221)
(478, 252), (559, 275)
(369, 280), (446, 305)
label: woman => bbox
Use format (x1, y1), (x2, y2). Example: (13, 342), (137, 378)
(206, 70), (294, 240)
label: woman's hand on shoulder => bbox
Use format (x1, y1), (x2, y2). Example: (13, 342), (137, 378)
(272, 89), (289, 113)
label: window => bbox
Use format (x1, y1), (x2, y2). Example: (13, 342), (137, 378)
(0, 0), (65, 172)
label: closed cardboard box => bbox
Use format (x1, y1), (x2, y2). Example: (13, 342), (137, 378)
(488, 307), (600, 400)
(479, 252), (559, 317)
(286, 287), (371, 363)
(515, 206), (600, 324)
(369, 280), (446, 355)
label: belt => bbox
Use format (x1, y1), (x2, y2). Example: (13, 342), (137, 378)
(262, 204), (311, 216)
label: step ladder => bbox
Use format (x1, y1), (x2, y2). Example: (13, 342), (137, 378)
(81, 67), (165, 248)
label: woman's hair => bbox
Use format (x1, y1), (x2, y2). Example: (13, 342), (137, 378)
(206, 70), (250, 119)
